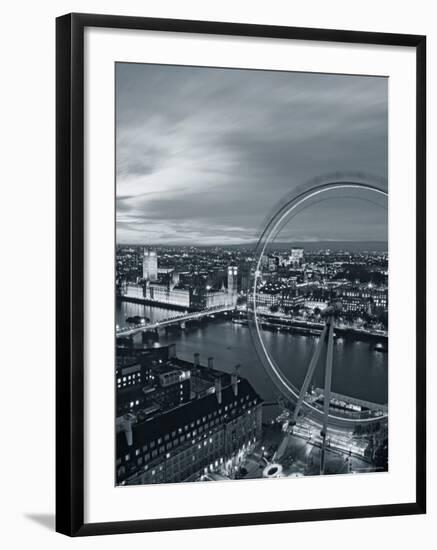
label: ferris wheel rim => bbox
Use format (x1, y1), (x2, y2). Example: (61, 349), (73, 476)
(248, 179), (388, 426)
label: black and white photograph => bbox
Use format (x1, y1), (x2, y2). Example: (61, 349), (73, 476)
(0, 1), (430, 545)
(115, 63), (389, 486)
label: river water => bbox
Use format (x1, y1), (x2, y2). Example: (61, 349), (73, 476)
(116, 301), (388, 406)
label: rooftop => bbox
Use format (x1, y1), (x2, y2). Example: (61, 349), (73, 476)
(117, 377), (262, 453)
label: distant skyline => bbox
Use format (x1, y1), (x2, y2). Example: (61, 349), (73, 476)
(118, 241), (388, 253)
(116, 63), (388, 245)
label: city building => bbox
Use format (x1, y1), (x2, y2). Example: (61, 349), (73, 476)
(281, 290), (305, 311)
(227, 266), (238, 303)
(304, 300), (329, 312)
(290, 247), (304, 267)
(124, 283), (144, 301)
(268, 256), (279, 272)
(256, 287), (281, 310)
(239, 263), (251, 293)
(337, 284), (388, 314)
(117, 244), (388, 328)
(145, 281), (191, 308)
(116, 346), (192, 416)
(256, 283), (304, 312)
(122, 281), (231, 310)
(205, 290), (231, 308)
(143, 249), (158, 281)
(116, 346), (263, 485)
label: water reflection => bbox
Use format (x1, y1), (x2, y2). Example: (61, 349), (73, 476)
(116, 301), (388, 406)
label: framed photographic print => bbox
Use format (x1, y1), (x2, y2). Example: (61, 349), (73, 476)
(56, 13), (426, 536)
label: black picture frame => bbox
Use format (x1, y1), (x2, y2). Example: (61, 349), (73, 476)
(56, 12), (426, 537)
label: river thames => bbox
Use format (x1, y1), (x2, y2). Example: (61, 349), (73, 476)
(116, 300), (388, 407)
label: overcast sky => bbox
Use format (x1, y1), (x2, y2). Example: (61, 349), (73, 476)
(116, 63), (388, 245)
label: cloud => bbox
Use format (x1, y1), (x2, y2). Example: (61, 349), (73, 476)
(116, 63), (388, 244)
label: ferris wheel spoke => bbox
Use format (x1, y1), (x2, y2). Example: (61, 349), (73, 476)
(292, 322), (328, 425)
(320, 317), (335, 474)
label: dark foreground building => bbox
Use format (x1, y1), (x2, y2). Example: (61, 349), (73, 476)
(116, 345), (263, 485)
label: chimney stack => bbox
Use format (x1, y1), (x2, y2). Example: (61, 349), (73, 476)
(168, 344), (176, 359)
(232, 364), (240, 396)
(208, 357), (214, 370)
(215, 377), (222, 404)
(194, 352), (200, 368)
